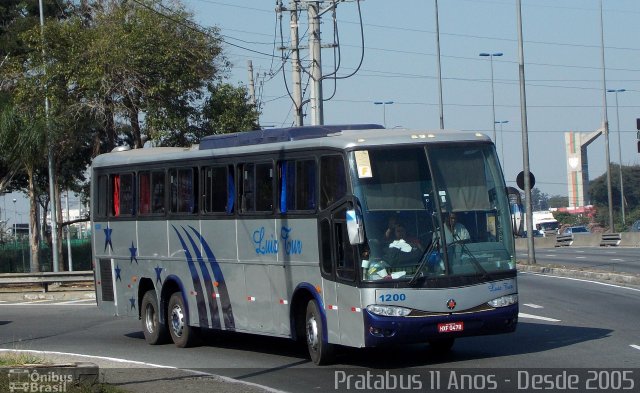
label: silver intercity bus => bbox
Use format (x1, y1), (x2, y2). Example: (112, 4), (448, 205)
(91, 125), (519, 365)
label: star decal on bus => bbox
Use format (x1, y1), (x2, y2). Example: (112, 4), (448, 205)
(129, 297), (136, 311)
(129, 242), (138, 264)
(154, 265), (163, 285)
(103, 227), (113, 252)
(114, 264), (122, 282)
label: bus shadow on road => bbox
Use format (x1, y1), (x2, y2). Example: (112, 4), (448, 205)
(335, 322), (612, 368)
(124, 321), (610, 368)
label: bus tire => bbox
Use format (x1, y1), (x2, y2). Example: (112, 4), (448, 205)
(141, 290), (169, 345)
(305, 299), (334, 365)
(168, 292), (199, 348)
(428, 337), (455, 353)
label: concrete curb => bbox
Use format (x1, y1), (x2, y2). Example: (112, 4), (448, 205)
(0, 290), (95, 302)
(517, 262), (640, 287)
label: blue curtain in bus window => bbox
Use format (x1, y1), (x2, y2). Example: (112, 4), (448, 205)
(226, 166), (235, 214)
(280, 161), (288, 213)
(299, 160), (316, 210)
(286, 162), (296, 210)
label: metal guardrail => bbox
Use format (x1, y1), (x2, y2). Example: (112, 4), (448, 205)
(0, 271), (93, 292)
(555, 234), (574, 247)
(600, 233), (622, 247)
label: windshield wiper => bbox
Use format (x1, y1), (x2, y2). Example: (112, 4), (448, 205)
(450, 237), (492, 280)
(408, 238), (437, 285)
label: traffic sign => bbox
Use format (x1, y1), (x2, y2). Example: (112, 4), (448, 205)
(516, 171), (535, 191)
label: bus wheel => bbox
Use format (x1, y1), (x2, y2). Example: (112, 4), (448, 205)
(141, 290), (169, 345)
(168, 292), (199, 348)
(428, 337), (455, 353)
(305, 300), (334, 365)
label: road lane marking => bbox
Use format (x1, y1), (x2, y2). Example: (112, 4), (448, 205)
(611, 258), (624, 261)
(0, 349), (286, 393)
(575, 256), (586, 259)
(631, 345), (640, 351)
(523, 303), (544, 309)
(544, 255), (557, 257)
(520, 271), (640, 292)
(518, 313), (561, 322)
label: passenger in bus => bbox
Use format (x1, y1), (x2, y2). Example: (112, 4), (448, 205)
(383, 215), (399, 244)
(381, 224), (422, 272)
(434, 212), (470, 244)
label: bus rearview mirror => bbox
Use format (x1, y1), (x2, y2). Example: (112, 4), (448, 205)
(346, 209), (365, 245)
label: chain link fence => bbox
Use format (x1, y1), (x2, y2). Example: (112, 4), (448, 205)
(0, 238), (92, 273)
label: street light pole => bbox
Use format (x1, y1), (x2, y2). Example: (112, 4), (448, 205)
(479, 52), (503, 143)
(607, 88), (626, 226)
(434, 0), (444, 129)
(374, 101), (394, 127)
(599, 0), (614, 232)
(495, 120), (509, 165)
(12, 199), (16, 239)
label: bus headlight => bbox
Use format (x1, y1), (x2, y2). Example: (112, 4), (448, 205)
(366, 304), (411, 317)
(487, 294), (518, 308)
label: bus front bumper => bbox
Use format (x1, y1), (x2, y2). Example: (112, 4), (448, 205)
(363, 304), (518, 347)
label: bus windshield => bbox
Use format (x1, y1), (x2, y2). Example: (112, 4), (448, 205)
(349, 143), (516, 285)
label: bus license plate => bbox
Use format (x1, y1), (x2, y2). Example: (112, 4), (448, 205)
(438, 322), (464, 333)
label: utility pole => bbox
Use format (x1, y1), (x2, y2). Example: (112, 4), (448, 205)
(599, 0), (614, 232)
(247, 60), (256, 106)
(308, 1), (323, 125)
(516, 0), (535, 264)
(39, 0), (59, 272)
(434, 0), (444, 129)
(289, 1), (304, 126)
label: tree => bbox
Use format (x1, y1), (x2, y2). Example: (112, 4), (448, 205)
(80, 0), (229, 151)
(548, 195), (568, 208)
(1, 0), (258, 269)
(0, 104), (47, 272)
(590, 164), (640, 209)
(198, 83), (260, 139)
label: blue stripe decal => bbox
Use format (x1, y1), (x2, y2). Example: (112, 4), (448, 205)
(172, 225), (208, 328)
(182, 227), (221, 329)
(188, 226), (235, 330)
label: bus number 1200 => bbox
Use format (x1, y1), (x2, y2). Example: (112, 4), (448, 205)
(379, 293), (406, 302)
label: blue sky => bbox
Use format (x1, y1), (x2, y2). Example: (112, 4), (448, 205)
(184, 0), (640, 199)
(4, 0), (639, 224)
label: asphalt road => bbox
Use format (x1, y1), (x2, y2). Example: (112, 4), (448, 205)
(2, 272), (639, 392)
(517, 246), (640, 275)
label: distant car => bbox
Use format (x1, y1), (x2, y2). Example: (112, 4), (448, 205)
(522, 229), (544, 238)
(630, 220), (640, 232)
(562, 226), (590, 235)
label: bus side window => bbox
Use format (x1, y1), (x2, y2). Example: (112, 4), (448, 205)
(320, 219), (333, 276)
(279, 159), (316, 213)
(96, 175), (108, 218)
(202, 166), (228, 213)
(119, 173), (135, 216)
(169, 168), (197, 214)
(255, 162), (273, 212)
(239, 164), (255, 213)
(320, 155), (346, 210)
(151, 171), (165, 214)
(139, 171), (151, 214)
